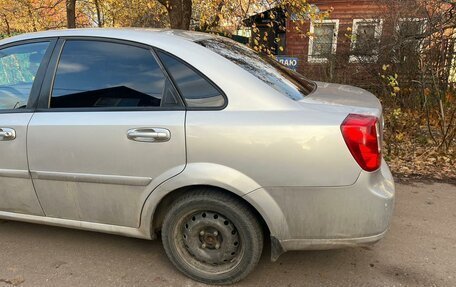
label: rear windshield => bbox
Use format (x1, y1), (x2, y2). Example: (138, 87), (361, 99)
(198, 37), (316, 100)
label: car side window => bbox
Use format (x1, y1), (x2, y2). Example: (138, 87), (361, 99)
(0, 42), (50, 110)
(156, 51), (225, 108)
(51, 40), (179, 109)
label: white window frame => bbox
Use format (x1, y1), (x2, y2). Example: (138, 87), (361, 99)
(450, 32), (456, 83)
(396, 17), (427, 33)
(308, 19), (339, 63)
(396, 18), (427, 51)
(349, 19), (384, 63)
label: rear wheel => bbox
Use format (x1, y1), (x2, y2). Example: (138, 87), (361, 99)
(161, 189), (263, 285)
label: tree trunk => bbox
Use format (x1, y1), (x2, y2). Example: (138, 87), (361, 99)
(3, 15), (11, 36)
(66, 0), (76, 28)
(27, 6), (38, 32)
(157, 0), (192, 30)
(94, 0), (103, 27)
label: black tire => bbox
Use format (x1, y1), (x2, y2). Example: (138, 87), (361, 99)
(161, 188), (264, 285)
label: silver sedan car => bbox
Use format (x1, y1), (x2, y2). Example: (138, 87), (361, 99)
(0, 29), (395, 285)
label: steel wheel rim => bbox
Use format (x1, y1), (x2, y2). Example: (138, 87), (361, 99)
(173, 209), (244, 274)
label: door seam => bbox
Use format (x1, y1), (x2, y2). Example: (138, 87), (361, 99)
(25, 112), (46, 215)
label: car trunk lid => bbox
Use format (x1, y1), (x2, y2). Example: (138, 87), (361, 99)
(299, 81), (382, 117)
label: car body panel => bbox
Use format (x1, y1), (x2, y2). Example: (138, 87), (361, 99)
(0, 113), (44, 215)
(185, 109), (361, 187)
(304, 81), (382, 111)
(27, 111), (186, 227)
(139, 162), (264, 239)
(0, 29), (395, 257)
(0, 210), (146, 238)
(246, 160), (395, 243)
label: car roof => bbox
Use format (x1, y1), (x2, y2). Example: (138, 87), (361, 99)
(0, 28), (297, 111)
(0, 28), (216, 45)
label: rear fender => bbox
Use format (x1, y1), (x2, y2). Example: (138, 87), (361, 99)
(139, 163), (289, 247)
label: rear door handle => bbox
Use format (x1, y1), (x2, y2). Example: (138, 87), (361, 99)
(127, 128), (171, 142)
(0, 128), (16, 141)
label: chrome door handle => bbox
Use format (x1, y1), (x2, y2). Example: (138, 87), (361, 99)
(0, 128), (16, 141)
(127, 128), (171, 142)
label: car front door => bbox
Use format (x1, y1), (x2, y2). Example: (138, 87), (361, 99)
(0, 40), (55, 216)
(27, 39), (186, 227)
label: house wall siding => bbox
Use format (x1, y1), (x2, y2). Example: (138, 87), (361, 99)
(285, 0), (389, 87)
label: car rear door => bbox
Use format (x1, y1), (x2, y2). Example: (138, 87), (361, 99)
(0, 39), (55, 216)
(27, 38), (186, 227)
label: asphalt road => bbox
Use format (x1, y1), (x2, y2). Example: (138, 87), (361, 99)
(0, 182), (455, 287)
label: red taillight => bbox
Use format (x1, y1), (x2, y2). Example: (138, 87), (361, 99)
(341, 114), (381, 172)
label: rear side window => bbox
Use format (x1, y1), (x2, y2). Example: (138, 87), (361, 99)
(51, 40), (180, 109)
(156, 51), (225, 108)
(0, 42), (50, 110)
(199, 38), (316, 100)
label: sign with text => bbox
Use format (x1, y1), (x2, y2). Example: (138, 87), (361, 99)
(275, 56), (299, 71)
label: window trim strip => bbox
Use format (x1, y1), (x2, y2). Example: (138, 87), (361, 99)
(36, 36), (187, 112)
(32, 36), (228, 112)
(0, 38), (57, 114)
(154, 48), (228, 111)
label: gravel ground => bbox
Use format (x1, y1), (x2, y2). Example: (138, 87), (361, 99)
(0, 182), (455, 287)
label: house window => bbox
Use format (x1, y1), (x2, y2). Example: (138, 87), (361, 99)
(308, 19), (339, 63)
(397, 18), (426, 40)
(349, 19), (384, 63)
(394, 18), (427, 63)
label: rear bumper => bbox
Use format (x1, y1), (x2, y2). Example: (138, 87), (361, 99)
(244, 159), (395, 255)
(269, 230), (387, 261)
(278, 229), (387, 251)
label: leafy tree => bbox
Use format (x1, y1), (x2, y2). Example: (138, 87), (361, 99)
(79, 0), (168, 28)
(0, 0), (88, 34)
